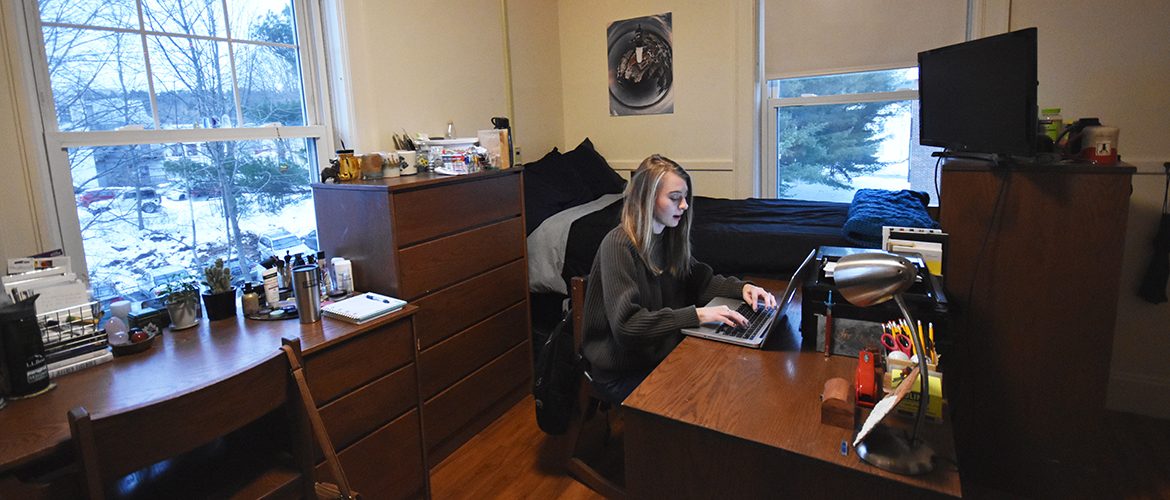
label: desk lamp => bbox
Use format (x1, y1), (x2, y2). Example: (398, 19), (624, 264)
(833, 252), (934, 475)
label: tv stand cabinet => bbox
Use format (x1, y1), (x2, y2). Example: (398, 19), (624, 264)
(939, 160), (1134, 497)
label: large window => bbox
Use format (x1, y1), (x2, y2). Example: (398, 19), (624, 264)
(764, 68), (941, 204)
(29, 0), (329, 306)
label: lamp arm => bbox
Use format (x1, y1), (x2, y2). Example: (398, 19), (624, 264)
(893, 294), (929, 444)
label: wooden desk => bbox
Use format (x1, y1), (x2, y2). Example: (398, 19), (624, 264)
(0, 306), (423, 498)
(623, 337), (961, 499)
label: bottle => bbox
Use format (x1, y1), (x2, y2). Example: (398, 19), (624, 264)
(334, 258), (353, 294)
(1040, 108), (1063, 142)
(241, 282), (261, 315)
(446, 120), (455, 139)
(261, 267), (281, 306)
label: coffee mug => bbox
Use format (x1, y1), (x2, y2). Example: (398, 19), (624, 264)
(360, 153), (383, 179)
(1080, 126), (1120, 165)
(397, 150), (418, 176)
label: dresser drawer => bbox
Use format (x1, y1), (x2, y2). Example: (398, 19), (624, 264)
(397, 217), (523, 299)
(317, 409), (425, 500)
(319, 364), (418, 452)
(422, 342), (530, 453)
(413, 259), (527, 349)
(392, 173), (521, 246)
(418, 302), (528, 399)
(305, 319), (414, 405)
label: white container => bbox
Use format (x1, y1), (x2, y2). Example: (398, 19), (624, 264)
(262, 267), (280, 305)
(333, 258), (353, 293)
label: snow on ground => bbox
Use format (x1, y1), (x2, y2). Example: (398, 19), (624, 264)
(80, 193), (316, 302)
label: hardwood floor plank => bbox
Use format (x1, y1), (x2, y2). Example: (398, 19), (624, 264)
(431, 394), (603, 499)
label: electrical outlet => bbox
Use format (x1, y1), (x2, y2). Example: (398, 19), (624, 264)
(513, 146), (522, 164)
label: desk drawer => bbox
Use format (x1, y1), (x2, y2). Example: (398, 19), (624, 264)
(392, 173), (521, 246)
(319, 364), (418, 452)
(418, 302), (528, 399)
(413, 259), (527, 349)
(317, 409), (425, 500)
(423, 342), (530, 453)
(397, 217), (523, 299)
(305, 319), (413, 405)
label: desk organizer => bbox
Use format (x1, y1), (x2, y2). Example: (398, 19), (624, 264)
(37, 301), (107, 364)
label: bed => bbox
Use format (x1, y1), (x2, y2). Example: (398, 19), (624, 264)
(523, 139), (936, 328)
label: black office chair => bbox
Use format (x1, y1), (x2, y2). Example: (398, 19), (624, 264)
(67, 340), (318, 499)
(563, 276), (627, 499)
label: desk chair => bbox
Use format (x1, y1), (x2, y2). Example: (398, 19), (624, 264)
(564, 276), (627, 499)
(67, 339), (317, 499)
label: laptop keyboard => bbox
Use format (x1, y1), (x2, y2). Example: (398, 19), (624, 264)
(714, 303), (775, 340)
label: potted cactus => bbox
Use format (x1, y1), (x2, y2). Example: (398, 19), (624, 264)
(201, 258), (237, 321)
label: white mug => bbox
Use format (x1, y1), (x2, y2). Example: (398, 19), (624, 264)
(398, 150), (418, 176)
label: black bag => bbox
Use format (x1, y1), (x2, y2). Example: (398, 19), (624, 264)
(533, 310), (580, 435)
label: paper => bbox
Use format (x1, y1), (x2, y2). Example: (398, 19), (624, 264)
(321, 292), (406, 325)
(854, 366), (919, 447)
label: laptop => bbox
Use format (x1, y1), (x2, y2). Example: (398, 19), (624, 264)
(681, 249), (817, 348)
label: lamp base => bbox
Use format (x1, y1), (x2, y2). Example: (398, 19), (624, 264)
(856, 424), (935, 475)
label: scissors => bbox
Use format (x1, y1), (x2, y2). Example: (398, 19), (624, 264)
(880, 322), (914, 356)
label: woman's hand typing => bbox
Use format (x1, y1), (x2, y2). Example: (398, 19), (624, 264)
(697, 305), (749, 327)
(742, 284), (777, 311)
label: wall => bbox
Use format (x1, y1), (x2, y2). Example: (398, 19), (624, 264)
(505, 0), (565, 159)
(556, 0), (758, 199)
(336, 0), (511, 153)
(1009, 0), (1170, 418)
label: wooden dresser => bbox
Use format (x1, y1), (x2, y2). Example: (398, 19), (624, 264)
(313, 169), (532, 467)
(939, 160), (1134, 497)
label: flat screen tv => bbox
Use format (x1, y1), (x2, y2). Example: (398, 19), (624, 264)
(918, 28), (1038, 157)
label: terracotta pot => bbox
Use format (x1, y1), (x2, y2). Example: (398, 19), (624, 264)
(202, 289), (237, 321)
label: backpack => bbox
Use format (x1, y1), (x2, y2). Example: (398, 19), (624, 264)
(533, 309), (580, 435)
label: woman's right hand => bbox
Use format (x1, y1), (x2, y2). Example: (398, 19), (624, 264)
(697, 305), (749, 328)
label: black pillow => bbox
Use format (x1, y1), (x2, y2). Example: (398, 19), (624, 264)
(522, 148), (592, 234)
(562, 138), (626, 199)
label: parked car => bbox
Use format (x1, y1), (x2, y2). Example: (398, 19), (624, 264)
(84, 187), (162, 213)
(164, 182), (220, 201)
(302, 229), (318, 252)
(258, 229), (314, 261)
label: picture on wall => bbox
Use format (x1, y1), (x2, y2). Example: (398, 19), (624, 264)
(607, 13), (673, 116)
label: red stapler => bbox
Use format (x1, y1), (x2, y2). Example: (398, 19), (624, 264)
(856, 350), (877, 408)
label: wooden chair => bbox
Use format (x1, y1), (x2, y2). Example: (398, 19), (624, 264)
(564, 276), (627, 499)
(67, 339), (317, 499)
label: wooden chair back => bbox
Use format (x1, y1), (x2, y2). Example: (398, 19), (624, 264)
(68, 339), (314, 499)
(565, 275), (626, 499)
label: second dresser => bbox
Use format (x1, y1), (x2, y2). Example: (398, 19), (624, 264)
(312, 168), (531, 468)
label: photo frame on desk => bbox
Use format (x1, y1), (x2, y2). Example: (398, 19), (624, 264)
(815, 315), (885, 357)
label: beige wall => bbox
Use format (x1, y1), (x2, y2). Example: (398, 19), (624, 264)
(505, 0), (565, 160)
(1009, 0), (1170, 418)
(337, 0), (511, 153)
(556, 0), (758, 199)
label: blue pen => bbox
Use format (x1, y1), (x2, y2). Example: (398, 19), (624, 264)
(367, 294), (390, 303)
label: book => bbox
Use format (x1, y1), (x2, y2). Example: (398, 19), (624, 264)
(48, 349), (113, 378)
(321, 292), (407, 325)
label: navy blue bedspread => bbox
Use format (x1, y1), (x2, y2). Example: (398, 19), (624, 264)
(843, 189), (938, 247)
(561, 197), (851, 287)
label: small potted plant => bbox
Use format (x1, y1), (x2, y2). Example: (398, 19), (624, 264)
(160, 279), (200, 330)
(201, 258), (237, 321)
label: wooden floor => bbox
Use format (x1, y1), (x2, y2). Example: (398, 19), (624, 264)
(431, 392), (1170, 500)
(430, 393), (603, 500)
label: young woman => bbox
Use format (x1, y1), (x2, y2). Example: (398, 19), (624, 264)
(580, 154), (776, 404)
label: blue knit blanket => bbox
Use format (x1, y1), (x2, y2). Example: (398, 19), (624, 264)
(843, 189), (939, 247)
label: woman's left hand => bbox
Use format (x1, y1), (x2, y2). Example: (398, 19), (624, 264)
(742, 284), (777, 311)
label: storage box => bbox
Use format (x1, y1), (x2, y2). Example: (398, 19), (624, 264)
(800, 246), (949, 354)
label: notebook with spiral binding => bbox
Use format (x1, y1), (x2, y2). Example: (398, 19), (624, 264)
(321, 292), (406, 325)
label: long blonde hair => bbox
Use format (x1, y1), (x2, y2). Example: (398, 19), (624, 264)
(621, 154), (693, 276)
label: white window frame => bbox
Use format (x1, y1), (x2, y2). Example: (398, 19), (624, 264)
(18, 0), (336, 283)
(762, 66), (919, 199)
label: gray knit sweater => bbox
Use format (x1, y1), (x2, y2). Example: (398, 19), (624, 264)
(580, 227), (747, 382)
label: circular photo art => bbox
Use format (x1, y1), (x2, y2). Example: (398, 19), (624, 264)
(607, 13), (673, 116)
